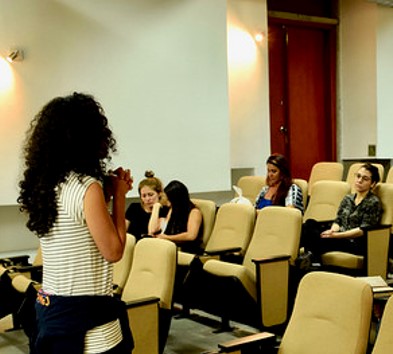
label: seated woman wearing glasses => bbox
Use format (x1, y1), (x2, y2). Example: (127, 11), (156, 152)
(301, 163), (382, 265)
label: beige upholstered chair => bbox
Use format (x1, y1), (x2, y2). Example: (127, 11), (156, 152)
(236, 176), (266, 204)
(293, 178), (308, 208)
(122, 238), (177, 354)
(122, 238), (177, 309)
(176, 202), (255, 316)
(191, 198), (217, 251)
(385, 165), (393, 184)
(303, 180), (350, 222)
(346, 162), (385, 193)
(279, 272), (373, 354)
(321, 183), (393, 278)
(202, 206), (302, 330)
(372, 294), (393, 354)
(307, 161), (343, 197)
(211, 272), (373, 354)
(113, 233), (136, 296)
(177, 203), (255, 268)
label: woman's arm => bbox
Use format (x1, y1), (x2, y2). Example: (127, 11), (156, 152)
(85, 168), (132, 262)
(157, 208), (202, 242)
(321, 226), (363, 239)
(148, 202), (163, 235)
(285, 184), (304, 212)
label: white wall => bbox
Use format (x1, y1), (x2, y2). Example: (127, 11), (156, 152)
(0, 0), (231, 206)
(339, 0), (378, 159)
(0, 0), (231, 252)
(339, 0), (393, 160)
(376, 6), (393, 157)
(227, 0), (270, 176)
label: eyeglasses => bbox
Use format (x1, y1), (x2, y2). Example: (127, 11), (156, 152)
(354, 173), (371, 182)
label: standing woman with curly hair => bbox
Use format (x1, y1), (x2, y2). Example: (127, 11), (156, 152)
(18, 92), (133, 354)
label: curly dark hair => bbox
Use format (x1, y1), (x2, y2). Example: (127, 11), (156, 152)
(18, 92), (117, 236)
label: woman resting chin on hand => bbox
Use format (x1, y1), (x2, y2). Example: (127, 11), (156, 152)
(148, 180), (203, 254)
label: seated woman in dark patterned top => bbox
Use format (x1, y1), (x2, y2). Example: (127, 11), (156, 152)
(302, 163), (382, 262)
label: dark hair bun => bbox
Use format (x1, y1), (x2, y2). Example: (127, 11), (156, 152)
(145, 170), (155, 178)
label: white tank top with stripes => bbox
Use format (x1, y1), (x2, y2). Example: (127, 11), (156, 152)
(40, 171), (122, 353)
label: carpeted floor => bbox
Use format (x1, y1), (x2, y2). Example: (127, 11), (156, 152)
(0, 316), (29, 354)
(164, 308), (261, 354)
(0, 309), (261, 354)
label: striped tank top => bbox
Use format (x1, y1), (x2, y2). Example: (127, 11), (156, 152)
(40, 171), (122, 353)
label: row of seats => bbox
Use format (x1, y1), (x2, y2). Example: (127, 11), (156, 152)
(173, 181), (393, 331)
(308, 161), (390, 195)
(237, 160), (393, 204)
(194, 179), (393, 281)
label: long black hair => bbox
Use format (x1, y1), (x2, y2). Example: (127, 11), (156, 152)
(164, 180), (195, 235)
(18, 92), (116, 236)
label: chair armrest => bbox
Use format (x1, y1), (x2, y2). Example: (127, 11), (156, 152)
(10, 265), (43, 273)
(217, 332), (276, 353)
(0, 255), (31, 268)
(204, 247), (242, 256)
(362, 225), (391, 278)
(124, 296), (160, 308)
(9, 265), (43, 282)
(252, 255), (291, 265)
(253, 255), (291, 328)
(125, 296), (160, 354)
(361, 224), (392, 232)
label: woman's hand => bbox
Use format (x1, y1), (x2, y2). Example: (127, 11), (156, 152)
(112, 167), (133, 194)
(105, 167), (133, 201)
(320, 229), (335, 238)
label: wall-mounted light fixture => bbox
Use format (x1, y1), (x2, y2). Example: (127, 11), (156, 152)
(6, 49), (24, 63)
(254, 32), (265, 43)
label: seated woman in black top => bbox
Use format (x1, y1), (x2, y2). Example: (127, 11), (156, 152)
(148, 180), (203, 254)
(125, 170), (164, 240)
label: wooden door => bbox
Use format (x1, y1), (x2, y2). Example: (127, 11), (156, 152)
(268, 21), (337, 180)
